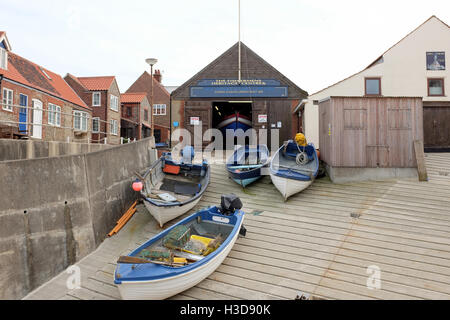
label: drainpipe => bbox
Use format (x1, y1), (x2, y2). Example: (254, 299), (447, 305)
(169, 95), (172, 148)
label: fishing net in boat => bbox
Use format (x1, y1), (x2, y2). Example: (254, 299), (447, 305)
(162, 225), (191, 249)
(162, 223), (224, 257)
(139, 249), (173, 261)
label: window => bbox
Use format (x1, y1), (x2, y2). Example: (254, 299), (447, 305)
(73, 110), (88, 131)
(153, 104), (166, 115)
(428, 78), (445, 96)
(92, 117), (100, 133)
(110, 95), (119, 111)
(48, 103), (61, 126)
(365, 78), (381, 95)
(110, 119), (118, 135)
(92, 92), (101, 106)
(2, 88), (13, 111)
(127, 107), (132, 117)
(0, 47), (7, 70)
(144, 109), (148, 121)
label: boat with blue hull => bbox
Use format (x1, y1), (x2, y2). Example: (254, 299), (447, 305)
(139, 146), (210, 227)
(217, 112), (252, 136)
(226, 145), (270, 187)
(114, 195), (245, 300)
(270, 140), (319, 200)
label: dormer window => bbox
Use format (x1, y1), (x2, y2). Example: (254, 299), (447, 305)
(0, 47), (7, 70)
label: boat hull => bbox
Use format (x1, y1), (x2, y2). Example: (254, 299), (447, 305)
(270, 172), (312, 200)
(226, 145), (270, 187)
(231, 176), (262, 187)
(116, 213), (245, 300)
(143, 197), (202, 228)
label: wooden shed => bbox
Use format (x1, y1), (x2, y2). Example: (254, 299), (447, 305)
(319, 96), (423, 183)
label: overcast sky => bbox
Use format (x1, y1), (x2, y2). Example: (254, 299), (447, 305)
(1, 0), (450, 94)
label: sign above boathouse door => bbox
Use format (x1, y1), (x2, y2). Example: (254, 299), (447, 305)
(190, 79), (288, 98)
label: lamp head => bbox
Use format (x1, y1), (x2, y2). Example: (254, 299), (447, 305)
(145, 58), (158, 66)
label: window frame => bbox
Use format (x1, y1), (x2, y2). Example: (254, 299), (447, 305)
(73, 110), (88, 132)
(48, 103), (61, 127)
(92, 117), (100, 133)
(110, 94), (119, 112)
(110, 119), (118, 135)
(92, 92), (101, 106)
(2, 87), (13, 112)
(364, 77), (382, 96)
(0, 47), (7, 70)
(427, 78), (445, 97)
(153, 104), (166, 115)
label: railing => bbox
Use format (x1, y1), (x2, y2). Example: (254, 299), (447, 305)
(0, 102), (140, 144)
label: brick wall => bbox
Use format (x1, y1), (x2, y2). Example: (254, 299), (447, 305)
(0, 80), (92, 142)
(64, 76), (121, 145)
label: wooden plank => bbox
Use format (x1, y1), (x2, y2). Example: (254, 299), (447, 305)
(414, 140), (428, 181)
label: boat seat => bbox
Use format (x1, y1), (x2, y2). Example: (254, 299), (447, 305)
(284, 143), (315, 161)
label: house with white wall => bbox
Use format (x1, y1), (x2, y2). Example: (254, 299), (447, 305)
(302, 15), (450, 151)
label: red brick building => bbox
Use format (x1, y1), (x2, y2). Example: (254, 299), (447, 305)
(65, 74), (121, 145)
(120, 92), (151, 141)
(0, 31), (92, 141)
(126, 70), (170, 144)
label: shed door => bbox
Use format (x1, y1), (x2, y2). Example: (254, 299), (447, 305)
(423, 106), (450, 151)
(366, 98), (390, 168)
(31, 99), (43, 139)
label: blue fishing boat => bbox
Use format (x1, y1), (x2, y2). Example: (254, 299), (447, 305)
(114, 195), (245, 300)
(270, 140), (319, 200)
(226, 145), (270, 187)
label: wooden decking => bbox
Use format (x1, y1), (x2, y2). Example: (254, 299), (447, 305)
(24, 153), (450, 300)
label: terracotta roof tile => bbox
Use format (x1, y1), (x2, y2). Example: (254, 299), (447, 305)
(77, 76), (115, 91)
(0, 51), (89, 110)
(120, 92), (147, 103)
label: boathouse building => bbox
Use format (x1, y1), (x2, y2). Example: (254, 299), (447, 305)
(170, 42), (308, 149)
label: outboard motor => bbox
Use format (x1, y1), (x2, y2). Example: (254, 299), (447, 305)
(220, 194), (246, 237)
(220, 194), (243, 215)
(180, 146), (195, 164)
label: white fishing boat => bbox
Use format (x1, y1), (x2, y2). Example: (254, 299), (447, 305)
(114, 195), (246, 300)
(269, 140), (319, 200)
(139, 146), (210, 227)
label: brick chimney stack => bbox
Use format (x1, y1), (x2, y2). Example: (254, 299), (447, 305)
(153, 69), (162, 83)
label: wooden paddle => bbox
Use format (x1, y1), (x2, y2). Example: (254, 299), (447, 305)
(117, 256), (186, 267)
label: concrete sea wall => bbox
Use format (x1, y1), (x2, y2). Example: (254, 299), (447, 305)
(0, 137), (157, 299)
(0, 139), (113, 161)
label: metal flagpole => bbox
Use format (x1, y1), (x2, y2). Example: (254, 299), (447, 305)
(238, 0), (241, 84)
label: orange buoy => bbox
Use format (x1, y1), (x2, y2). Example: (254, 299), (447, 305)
(132, 181), (143, 192)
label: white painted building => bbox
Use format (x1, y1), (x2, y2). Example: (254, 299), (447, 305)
(302, 16), (450, 151)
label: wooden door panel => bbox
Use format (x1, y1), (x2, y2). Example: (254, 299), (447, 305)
(424, 107), (450, 148)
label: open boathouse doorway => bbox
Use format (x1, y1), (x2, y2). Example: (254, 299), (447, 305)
(212, 101), (252, 147)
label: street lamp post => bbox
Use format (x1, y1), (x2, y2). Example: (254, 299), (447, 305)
(145, 58), (158, 137)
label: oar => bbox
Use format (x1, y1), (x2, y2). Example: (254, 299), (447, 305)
(228, 164), (262, 170)
(117, 256), (186, 266)
(276, 164), (316, 174)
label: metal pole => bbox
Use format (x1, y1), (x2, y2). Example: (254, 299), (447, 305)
(238, 0), (241, 84)
(150, 64), (154, 137)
